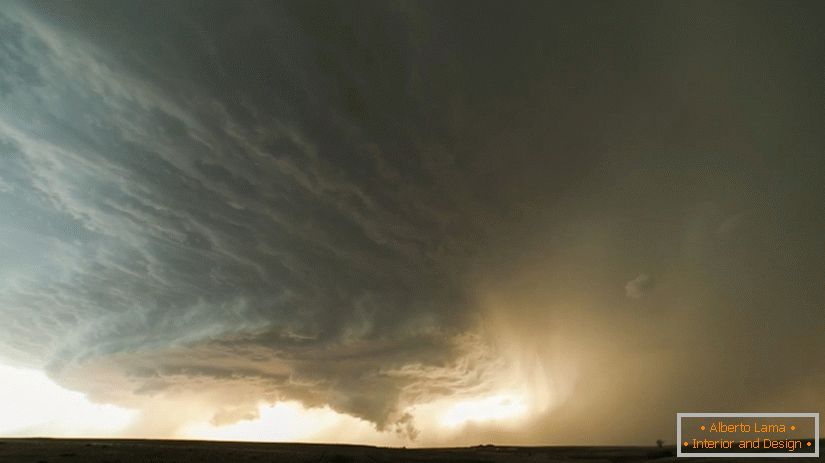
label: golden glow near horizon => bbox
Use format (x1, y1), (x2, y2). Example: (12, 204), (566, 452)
(440, 393), (529, 428)
(0, 366), (559, 445)
(180, 391), (535, 444)
(180, 401), (388, 444)
(0, 324), (563, 445)
(0, 359), (542, 445)
(0, 363), (136, 437)
(0, 306), (569, 445)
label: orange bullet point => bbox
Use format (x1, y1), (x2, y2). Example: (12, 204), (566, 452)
(700, 425), (706, 430)
(807, 442), (812, 447)
(684, 442), (689, 447)
(790, 425), (796, 431)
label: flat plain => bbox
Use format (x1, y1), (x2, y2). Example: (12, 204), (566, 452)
(0, 439), (821, 463)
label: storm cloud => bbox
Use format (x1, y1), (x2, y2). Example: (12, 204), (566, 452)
(0, 0), (823, 445)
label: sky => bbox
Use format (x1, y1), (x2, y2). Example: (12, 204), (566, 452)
(0, 0), (823, 447)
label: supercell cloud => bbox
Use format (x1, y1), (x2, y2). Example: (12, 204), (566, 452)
(0, 0), (823, 445)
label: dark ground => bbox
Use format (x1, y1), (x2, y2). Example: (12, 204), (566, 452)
(0, 439), (821, 463)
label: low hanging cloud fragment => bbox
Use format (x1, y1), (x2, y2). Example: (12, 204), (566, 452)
(624, 273), (654, 299)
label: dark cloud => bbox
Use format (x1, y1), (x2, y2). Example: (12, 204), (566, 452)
(0, 0), (492, 431)
(0, 0), (823, 444)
